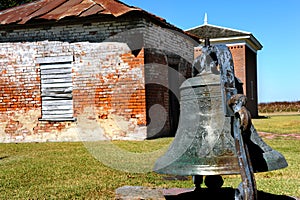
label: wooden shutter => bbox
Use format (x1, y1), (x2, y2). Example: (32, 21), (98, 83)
(37, 56), (75, 121)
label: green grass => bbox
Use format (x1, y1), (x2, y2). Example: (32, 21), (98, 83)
(0, 114), (299, 199)
(222, 138), (300, 197)
(0, 139), (186, 200)
(0, 137), (299, 199)
(252, 113), (300, 134)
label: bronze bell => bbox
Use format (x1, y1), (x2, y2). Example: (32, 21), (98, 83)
(153, 44), (288, 190)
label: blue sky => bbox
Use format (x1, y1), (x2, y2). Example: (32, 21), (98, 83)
(122, 0), (300, 103)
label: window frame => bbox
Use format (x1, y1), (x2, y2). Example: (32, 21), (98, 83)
(37, 55), (76, 122)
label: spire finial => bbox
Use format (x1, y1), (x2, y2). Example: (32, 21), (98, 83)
(204, 13), (208, 25)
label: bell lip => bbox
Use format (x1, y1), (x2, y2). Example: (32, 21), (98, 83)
(259, 149), (289, 172)
(154, 164), (241, 176)
(153, 153), (289, 176)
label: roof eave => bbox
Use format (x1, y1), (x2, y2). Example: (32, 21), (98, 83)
(203, 35), (263, 51)
(249, 34), (263, 50)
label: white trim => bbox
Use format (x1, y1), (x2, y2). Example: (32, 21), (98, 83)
(206, 35), (251, 42)
(225, 42), (247, 46)
(210, 40), (257, 53)
(249, 35), (263, 50)
(199, 35), (262, 52)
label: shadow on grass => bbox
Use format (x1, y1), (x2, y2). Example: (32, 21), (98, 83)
(164, 188), (297, 200)
(0, 156), (8, 160)
(254, 115), (270, 119)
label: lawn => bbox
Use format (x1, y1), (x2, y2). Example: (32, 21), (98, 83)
(0, 113), (299, 199)
(252, 113), (300, 134)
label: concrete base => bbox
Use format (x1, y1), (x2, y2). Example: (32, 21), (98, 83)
(115, 186), (298, 200)
(115, 186), (165, 200)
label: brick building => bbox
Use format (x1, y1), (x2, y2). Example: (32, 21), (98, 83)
(0, 1), (262, 143)
(0, 0), (199, 142)
(187, 18), (262, 117)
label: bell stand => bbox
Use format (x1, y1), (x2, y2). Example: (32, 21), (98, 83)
(230, 95), (257, 200)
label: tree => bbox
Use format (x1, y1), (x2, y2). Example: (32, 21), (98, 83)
(0, 0), (35, 11)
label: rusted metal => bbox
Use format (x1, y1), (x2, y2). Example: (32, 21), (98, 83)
(79, 4), (104, 17)
(233, 116), (257, 200)
(0, 0), (200, 42)
(0, 0), (140, 25)
(40, 0), (85, 20)
(0, 0), (48, 24)
(64, 0), (97, 19)
(93, 0), (138, 17)
(21, 0), (68, 24)
(229, 94), (257, 200)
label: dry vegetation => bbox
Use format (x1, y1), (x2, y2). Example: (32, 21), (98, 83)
(258, 101), (300, 113)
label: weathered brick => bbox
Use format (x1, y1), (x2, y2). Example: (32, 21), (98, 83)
(0, 14), (196, 142)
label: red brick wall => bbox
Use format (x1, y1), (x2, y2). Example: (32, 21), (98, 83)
(228, 45), (246, 93)
(92, 48), (146, 125)
(144, 49), (170, 138)
(0, 17), (196, 142)
(226, 45), (258, 117)
(71, 43), (147, 139)
(0, 64), (41, 112)
(0, 41), (146, 142)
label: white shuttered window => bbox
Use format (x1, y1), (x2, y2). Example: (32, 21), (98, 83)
(37, 56), (75, 121)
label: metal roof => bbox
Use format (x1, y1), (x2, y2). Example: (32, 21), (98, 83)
(0, 0), (200, 43)
(0, 0), (141, 25)
(186, 24), (251, 39)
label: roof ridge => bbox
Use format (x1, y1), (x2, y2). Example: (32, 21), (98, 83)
(186, 23), (252, 35)
(206, 23), (252, 34)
